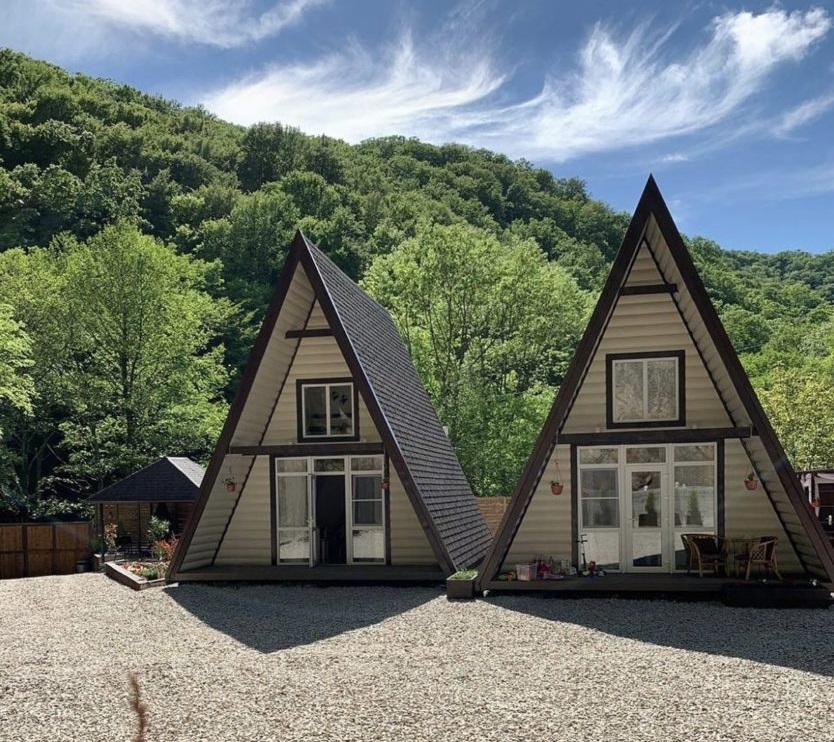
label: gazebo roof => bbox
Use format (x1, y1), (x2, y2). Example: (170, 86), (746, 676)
(86, 457), (204, 504)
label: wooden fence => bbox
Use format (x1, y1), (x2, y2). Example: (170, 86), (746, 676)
(0, 522), (92, 580)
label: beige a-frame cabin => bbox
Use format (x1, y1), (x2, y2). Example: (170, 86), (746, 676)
(477, 177), (834, 592)
(167, 232), (491, 583)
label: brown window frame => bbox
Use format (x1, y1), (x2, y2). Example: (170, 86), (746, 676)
(296, 377), (360, 443)
(605, 350), (686, 429)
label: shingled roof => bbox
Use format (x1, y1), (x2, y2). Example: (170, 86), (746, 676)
(87, 457), (204, 504)
(303, 236), (493, 570)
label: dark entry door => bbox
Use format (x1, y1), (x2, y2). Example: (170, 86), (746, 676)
(315, 475), (346, 564)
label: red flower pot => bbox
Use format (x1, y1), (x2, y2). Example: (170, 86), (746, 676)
(225, 482), (236, 493)
(744, 479), (758, 491)
(550, 483), (564, 496)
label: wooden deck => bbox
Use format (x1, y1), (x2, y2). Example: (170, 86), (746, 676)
(174, 563), (446, 584)
(481, 573), (816, 600)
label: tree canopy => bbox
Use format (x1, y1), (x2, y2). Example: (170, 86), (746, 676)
(1, 49), (833, 517)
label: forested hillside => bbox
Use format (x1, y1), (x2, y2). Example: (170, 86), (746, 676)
(1, 49), (832, 519)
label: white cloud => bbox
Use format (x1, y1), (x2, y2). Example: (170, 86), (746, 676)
(78, 0), (328, 47)
(203, 34), (505, 140)
(0, 0), (326, 57)
(201, 7), (832, 162)
(772, 91), (834, 137)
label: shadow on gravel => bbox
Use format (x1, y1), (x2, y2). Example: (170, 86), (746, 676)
(488, 595), (834, 677)
(165, 584), (439, 653)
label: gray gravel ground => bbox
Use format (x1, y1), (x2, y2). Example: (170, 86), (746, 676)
(1, 574), (832, 742)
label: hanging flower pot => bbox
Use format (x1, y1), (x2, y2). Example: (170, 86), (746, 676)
(381, 478), (390, 491)
(224, 478), (236, 493)
(744, 472), (758, 491)
(550, 481), (564, 496)
(810, 498), (821, 508)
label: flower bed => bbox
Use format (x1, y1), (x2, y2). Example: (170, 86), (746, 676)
(104, 561), (167, 591)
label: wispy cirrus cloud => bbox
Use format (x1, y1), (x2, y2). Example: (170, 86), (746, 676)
(772, 91), (834, 138)
(202, 7), (832, 162)
(0, 0), (327, 58)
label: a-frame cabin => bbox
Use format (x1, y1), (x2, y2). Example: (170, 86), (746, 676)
(168, 232), (491, 583)
(478, 177), (834, 590)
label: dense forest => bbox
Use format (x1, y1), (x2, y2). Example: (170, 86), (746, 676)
(1, 49), (832, 521)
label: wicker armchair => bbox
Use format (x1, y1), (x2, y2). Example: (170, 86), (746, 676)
(681, 534), (727, 577)
(735, 537), (781, 580)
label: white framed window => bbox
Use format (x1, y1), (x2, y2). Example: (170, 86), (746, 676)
(299, 380), (356, 439)
(607, 351), (684, 427)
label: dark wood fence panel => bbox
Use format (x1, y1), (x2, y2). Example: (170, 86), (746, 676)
(0, 522), (92, 579)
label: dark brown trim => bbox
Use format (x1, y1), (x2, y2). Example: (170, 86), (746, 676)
(269, 455), (277, 565)
(296, 377), (360, 443)
(167, 243), (303, 581)
(560, 427), (754, 446)
(605, 350), (686, 429)
(230, 442), (384, 457)
(716, 439), (725, 537)
(383, 453), (391, 566)
(570, 444), (578, 567)
(285, 328), (334, 339)
(619, 283), (677, 296)
(297, 237), (455, 574)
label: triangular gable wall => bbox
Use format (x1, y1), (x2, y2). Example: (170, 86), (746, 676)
(168, 233), (478, 579)
(479, 177), (834, 584)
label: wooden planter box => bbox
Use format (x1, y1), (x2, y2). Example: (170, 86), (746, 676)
(446, 577), (477, 600)
(92, 552), (117, 571)
(104, 561), (166, 591)
(721, 582), (832, 609)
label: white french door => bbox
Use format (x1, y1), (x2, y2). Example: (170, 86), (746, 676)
(274, 455), (386, 565)
(577, 444), (717, 573)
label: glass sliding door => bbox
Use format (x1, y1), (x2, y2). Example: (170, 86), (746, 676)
(672, 444), (716, 570)
(275, 458), (313, 564)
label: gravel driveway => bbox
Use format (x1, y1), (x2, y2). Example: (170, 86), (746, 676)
(0, 574), (832, 741)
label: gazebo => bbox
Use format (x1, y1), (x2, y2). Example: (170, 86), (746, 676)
(87, 457), (204, 554)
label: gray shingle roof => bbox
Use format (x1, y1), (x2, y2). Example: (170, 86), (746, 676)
(86, 457), (204, 504)
(306, 238), (493, 570)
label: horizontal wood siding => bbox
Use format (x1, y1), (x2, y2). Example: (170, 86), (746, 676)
(306, 300), (329, 329)
(502, 445), (572, 570)
(232, 266), (314, 447)
(180, 454), (254, 570)
(724, 438), (801, 572)
(261, 334), (379, 444)
(564, 289), (732, 432)
(215, 455), (271, 565)
(389, 468), (437, 565)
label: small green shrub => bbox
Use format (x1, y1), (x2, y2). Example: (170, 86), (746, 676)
(448, 569), (477, 580)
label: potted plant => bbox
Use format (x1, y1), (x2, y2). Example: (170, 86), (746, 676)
(744, 472), (758, 491)
(102, 522), (118, 563)
(686, 490), (703, 526)
(810, 497), (821, 508)
(550, 480), (564, 496)
(639, 491), (658, 527)
(224, 477), (236, 493)
(446, 569), (478, 600)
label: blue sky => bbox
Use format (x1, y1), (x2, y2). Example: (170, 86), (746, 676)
(2, 0), (834, 254)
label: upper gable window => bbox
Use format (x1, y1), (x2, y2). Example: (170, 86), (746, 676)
(299, 380), (357, 440)
(606, 351), (685, 428)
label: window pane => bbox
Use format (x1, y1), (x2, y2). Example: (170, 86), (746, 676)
(277, 477), (308, 527)
(580, 469), (618, 499)
(351, 456), (383, 471)
(329, 384), (353, 435)
(353, 501), (383, 525)
(674, 465), (715, 528)
(631, 470), (662, 527)
(314, 458), (344, 472)
(352, 529), (384, 561)
(613, 361), (644, 421)
(646, 359), (677, 420)
(581, 500), (619, 528)
(303, 386), (327, 436)
(626, 447), (666, 464)
(674, 445), (714, 462)
(275, 458), (308, 473)
(579, 448), (618, 465)
(278, 530), (310, 562)
(353, 475), (382, 500)
(583, 531), (619, 570)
